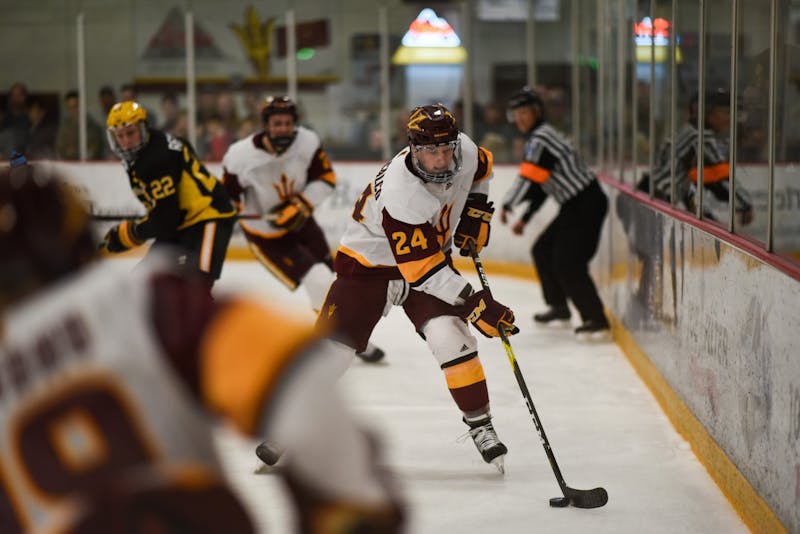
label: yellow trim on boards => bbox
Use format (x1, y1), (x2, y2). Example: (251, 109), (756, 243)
(104, 246), (790, 533)
(610, 314), (788, 534)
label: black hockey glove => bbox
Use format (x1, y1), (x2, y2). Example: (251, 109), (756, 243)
(103, 220), (144, 253)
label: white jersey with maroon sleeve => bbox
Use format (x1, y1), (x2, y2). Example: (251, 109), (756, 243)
(221, 126), (336, 238)
(0, 239), (402, 533)
(339, 133), (493, 305)
(0, 260), (231, 532)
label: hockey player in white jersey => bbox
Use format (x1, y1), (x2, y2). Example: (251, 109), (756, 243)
(222, 96), (387, 468)
(221, 97), (385, 362)
(316, 104), (518, 472)
(0, 160), (402, 533)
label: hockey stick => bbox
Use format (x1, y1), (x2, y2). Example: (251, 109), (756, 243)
(91, 212), (278, 222)
(466, 241), (608, 509)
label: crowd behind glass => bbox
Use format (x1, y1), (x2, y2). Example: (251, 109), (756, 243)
(0, 0), (797, 264)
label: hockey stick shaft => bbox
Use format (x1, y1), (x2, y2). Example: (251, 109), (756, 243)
(467, 241), (607, 508)
(91, 212), (277, 221)
(466, 242), (570, 492)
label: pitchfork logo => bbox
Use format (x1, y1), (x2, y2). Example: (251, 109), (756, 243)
(272, 173), (296, 201)
(434, 203), (453, 246)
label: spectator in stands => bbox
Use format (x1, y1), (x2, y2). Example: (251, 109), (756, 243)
(216, 90), (240, 134)
(98, 84), (117, 117)
(477, 101), (514, 163)
(55, 89), (105, 160)
(172, 110), (189, 140)
(120, 82), (158, 127)
(159, 91), (181, 134)
(204, 115), (232, 162)
(26, 97), (57, 159)
(0, 82), (31, 156)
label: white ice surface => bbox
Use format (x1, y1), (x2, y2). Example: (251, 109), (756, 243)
(200, 259), (747, 534)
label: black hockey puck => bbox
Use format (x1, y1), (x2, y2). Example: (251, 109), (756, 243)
(549, 497), (570, 507)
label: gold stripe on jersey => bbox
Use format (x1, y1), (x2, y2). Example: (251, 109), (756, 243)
(177, 170), (235, 229)
(474, 146), (494, 183)
(442, 355), (486, 389)
(397, 250), (447, 285)
(318, 170), (336, 186)
(199, 222), (216, 273)
(239, 221), (289, 240)
(519, 161), (551, 183)
(247, 240), (299, 290)
(200, 300), (316, 434)
(118, 220), (143, 249)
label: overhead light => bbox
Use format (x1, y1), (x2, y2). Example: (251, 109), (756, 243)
(392, 8), (467, 65)
(297, 47), (315, 60)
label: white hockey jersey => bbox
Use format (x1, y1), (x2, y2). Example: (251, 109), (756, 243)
(0, 257), (319, 532)
(222, 126), (335, 238)
(339, 133), (493, 305)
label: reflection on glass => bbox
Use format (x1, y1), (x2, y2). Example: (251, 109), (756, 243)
(648, 89), (754, 226)
(771, 0), (800, 266)
(734, 0), (771, 242)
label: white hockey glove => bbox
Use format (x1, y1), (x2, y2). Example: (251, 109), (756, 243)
(382, 279), (410, 316)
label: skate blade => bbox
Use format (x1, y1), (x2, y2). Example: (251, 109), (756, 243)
(356, 347), (386, 363)
(490, 456), (505, 474)
(254, 463), (276, 475)
(575, 330), (611, 342)
(535, 319), (572, 328)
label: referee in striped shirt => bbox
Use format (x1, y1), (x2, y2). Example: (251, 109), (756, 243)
(500, 87), (609, 339)
(650, 89), (753, 225)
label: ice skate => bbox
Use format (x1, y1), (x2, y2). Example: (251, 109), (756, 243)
(463, 417), (507, 474)
(533, 306), (571, 327)
(574, 318), (611, 342)
(356, 343), (386, 363)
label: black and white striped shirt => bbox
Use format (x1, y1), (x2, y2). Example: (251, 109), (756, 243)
(651, 123), (751, 212)
(502, 122), (596, 220)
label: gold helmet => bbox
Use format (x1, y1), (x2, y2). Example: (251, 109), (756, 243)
(106, 101), (149, 161)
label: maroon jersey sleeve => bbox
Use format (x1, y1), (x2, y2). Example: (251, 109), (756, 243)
(380, 208), (447, 287)
(149, 271), (320, 435)
(306, 146), (336, 187)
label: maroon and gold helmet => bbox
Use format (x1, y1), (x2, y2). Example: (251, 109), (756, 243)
(261, 95), (298, 123)
(0, 159), (96, 306)
(406, 104), (459, 147)
(406, 104), (462, 184)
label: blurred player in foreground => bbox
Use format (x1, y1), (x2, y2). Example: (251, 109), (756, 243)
(316, 104), (518, 473)
(0, 160), (402, 533)
(102, 101), (236, 290)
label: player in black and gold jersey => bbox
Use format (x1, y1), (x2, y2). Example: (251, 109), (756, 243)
(103, 101), (236, 288)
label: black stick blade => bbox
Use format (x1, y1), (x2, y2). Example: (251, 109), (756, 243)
(564, 486), (608, 509)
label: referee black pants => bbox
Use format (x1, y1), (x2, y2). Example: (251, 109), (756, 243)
(531, 180), (608, 323)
